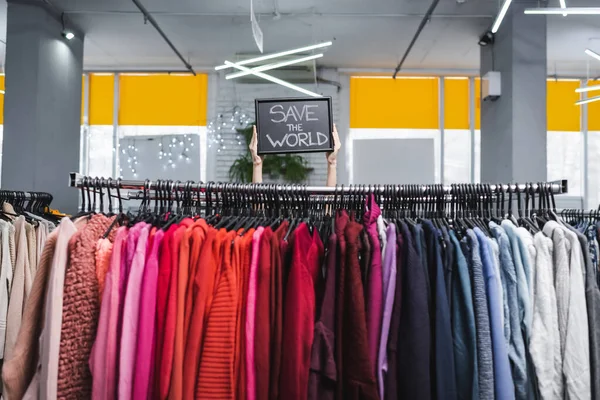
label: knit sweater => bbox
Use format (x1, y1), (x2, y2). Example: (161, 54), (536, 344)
(2, 229), (58, 400)
(95, 238), (113, 302)
(90, 226), (128, 400)
(530, 232), (562, 400)
(57, 214), (113, 399)
(5, 217), (30, 362)
(196, 230), (239, 399)
(0, 220), (14, 361)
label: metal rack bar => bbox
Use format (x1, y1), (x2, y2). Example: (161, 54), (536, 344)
(69, 172), (568, 196)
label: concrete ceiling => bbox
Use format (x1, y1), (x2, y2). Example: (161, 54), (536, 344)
(2, 0), (600, 76)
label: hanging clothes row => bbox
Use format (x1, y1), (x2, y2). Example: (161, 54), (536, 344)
(3, 176), (585, 400)
(0, 190), (60, 398)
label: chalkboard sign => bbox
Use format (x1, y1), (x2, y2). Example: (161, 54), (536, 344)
(255, 97), (333, 155)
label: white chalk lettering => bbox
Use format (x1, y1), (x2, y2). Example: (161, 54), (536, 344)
(286, 133), (299, 147)
(317, 131), (328, 145)
(266, 134), (286, 147)
(298, 132), (309, 147)
(286, 123), (303, 131)
(268, 104), (321, 123)
(265, 132), (329, 149)
(269, 105), (286, 123)
(304, 104), (319, 121)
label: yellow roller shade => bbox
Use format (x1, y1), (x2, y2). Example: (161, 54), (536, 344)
(589, 96), (600, 131)
(0, 75), (5, 124)
(350, 76), (439, 129)
(444, 78), (469, 130)
(547, 80), (580, 132)
(475, 78), (481, 130)
(119, 74), (208, 126)
(89, 74), (115, 125)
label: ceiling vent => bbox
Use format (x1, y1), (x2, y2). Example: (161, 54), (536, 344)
(227, 53), (317, 84)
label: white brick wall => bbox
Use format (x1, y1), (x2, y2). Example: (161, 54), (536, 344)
(208, 70), (342, 186)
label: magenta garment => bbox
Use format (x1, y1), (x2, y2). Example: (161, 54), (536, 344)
(245, 226), (264, 400)
(363, 193), (383, 374)
(119, 223), (150, 400)
(377, 223), (397, 398)
(133, 229), (164, 400)
(116, 224), (142, 367)
(89, 226), (128, 400)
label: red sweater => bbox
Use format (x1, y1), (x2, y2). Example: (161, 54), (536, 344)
(182, 228), (225, 399)
(279, 223), (324, 400)
(154, 224), (177, 398)
(254, 228), (273, 400)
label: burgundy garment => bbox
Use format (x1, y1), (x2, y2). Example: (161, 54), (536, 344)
(269, 221), (288, 400)
(308, 232), (338, 400)
(363, 194), (383, 373)
(255, 228), (273, 400)
(334, 211), (349, 400)
(340, 219), (379, 400)
(385, 227), (404, 400)
(360, 230), (372, 298)
(279, 223), (324, 400)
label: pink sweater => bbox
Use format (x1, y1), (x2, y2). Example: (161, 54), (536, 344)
(245, 227), (264, 400)
(119, 223), (150, 399)
(90, 227), (128, 400)
(132, 229), (164, 400)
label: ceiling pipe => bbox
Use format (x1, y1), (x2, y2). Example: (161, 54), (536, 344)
(130, 0), (196, 75)
(393, 0), (441, 78)
(64, 10), (492, 18)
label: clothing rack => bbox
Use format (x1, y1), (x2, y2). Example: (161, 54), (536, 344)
(0, 189), (53, 208)
(69, 172), (568, 197)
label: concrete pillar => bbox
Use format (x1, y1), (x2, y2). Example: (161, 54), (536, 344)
(1, 1), (84, 213)
(480, 0), (547, 183)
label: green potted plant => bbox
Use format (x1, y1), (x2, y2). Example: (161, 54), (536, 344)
(229, 124), (313, 183)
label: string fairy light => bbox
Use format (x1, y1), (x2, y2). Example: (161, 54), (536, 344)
(207, 105), (253, 152)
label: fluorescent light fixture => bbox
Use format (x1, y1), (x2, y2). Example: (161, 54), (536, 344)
(524, 7), (600, 15)
(215, 41), (332, 71)
(224, 60), (322, 97)
(576, 95), (600, 106)
(491, 0), (513, 33)
(585, 48), (600, 62)
(225, 53), (323, 80)
(560, 0), (567, 16)
(576, 84), (600, 93)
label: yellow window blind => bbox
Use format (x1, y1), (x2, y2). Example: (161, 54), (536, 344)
(444, 78), (469, 130)
(89, 74), (115, 125)
(119, 74), (208, 126)
(589, 95), (600, 131)
(0, 75), (5, 124)
(350, 76), (439, 129)
(475, 78), (481, 130)
(547, 80), (580, 132)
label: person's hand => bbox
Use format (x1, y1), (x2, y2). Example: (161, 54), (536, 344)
(326, 124), (341, 166)
(249, 125), (264, 166)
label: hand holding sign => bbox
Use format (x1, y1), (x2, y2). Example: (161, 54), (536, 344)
(249, 126), (263, 166)
(251, 123), (341, 185)
(327, 125), (341, 167)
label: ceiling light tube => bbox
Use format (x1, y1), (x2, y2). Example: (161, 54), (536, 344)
(585, 48), (600, 62)
(560, 0), (567, 16)
(225, 53), (324, 80)
(575, 95), (600, 106)
(524, 7), (600, 15)
(576, 84), (600, 93)
(224, 60), (322, 97)
(215, 41), (332, 70)
(491, 0), (513, 33)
